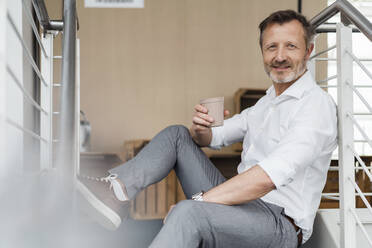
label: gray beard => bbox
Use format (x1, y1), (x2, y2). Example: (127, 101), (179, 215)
(265, 59), (307, 84)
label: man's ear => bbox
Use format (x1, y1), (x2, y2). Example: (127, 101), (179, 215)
(305, 43), (314, 59)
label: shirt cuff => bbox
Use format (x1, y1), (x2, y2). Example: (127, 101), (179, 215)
(209, 127), (223, 150)
(258, 157), (295, 188)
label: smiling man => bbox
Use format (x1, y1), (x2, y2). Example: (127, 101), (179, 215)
(77, 10), (337, 248)
(261, 12), (315, 89)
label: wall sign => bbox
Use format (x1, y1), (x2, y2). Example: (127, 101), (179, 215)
(85, 0), (144, 8)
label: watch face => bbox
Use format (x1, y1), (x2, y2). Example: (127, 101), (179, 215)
(192, 191), (204, 201)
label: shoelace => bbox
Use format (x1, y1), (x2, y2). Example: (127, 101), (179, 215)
(80, 173), (118, 190)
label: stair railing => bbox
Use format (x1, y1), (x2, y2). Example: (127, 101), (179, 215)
(309, 0), (372, 247)
(0, 0), (79, 196)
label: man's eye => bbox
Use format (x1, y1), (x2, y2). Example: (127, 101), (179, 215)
(267, 45), (276, 50)
(288, 44), (296, 49)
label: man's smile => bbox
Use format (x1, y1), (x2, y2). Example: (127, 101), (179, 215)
(271, 65), (291, 72)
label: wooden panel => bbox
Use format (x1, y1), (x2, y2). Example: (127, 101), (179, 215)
(176, 179), (186, 202)
(166, 170), (177, 210)
(319, 170), (339, 209)
(132, 190), (146, 217)
(156, 176), (168, 215)
(233, 88), (266, 114)
(132, 171), (181, 220)
(146, 184), (157, 216)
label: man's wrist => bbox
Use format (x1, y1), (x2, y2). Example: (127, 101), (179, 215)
(192, 191), (205, 201)
(190, 128), (212, 147)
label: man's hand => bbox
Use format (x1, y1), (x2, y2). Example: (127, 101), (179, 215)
(190, 104), (229, 147)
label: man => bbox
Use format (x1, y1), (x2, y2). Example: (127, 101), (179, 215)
(77, 9), (337, 248)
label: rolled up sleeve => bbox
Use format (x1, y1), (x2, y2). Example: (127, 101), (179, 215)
(209, 107), (251, 149)
(258, 95), (337, 188)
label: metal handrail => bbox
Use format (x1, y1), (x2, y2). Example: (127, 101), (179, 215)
(22, 0), (48, 57)
(316, 22), (360, 33)
(310, 0), (372, 41)
(31, 0), (80, 31)
(32, 0), (63, 31)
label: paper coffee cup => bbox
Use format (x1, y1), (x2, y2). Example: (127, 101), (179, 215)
(200, 96), (224, 127)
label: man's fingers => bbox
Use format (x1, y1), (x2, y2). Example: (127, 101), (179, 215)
(224, 109), (230, 117)
(192, 116), (212, 127)
(194, 104), (208, 114)
(196, 112), (214, 123)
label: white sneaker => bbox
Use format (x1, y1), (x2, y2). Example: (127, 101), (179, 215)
(77, 173), (130, 230)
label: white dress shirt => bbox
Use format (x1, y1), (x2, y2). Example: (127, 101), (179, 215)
(210, 71), (338, 243)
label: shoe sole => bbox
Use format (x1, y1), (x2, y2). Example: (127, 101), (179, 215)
(76, 180), (121, 230)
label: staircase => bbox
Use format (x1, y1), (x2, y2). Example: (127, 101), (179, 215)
(308, 0), (372, 247)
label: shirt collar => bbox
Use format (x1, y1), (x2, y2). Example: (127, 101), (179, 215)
(265, 70), (315, 100)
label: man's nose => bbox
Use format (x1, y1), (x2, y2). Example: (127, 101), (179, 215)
(275, 47), (287, 62)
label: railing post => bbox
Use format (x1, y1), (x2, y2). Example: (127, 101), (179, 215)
(0, 0), (6, 178)
(75, 38), (80, 174)
(52, 1), (77, 243)
(56, 0), (76, 183)
(337, 22), (356, 248)
(308, 40), (316, 78)
(40, 32), (54, 171)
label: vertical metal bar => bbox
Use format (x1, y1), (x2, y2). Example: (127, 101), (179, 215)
(308, 41), (316, 79)
(337, 22), (356, 248)
(75, 38), (80, 175)
(54, 2), (77, 241)
(56, 0), (76, 185)
(0, 0), (7, 178)
(40, 32), (54, 171)
(297, 0), (302, 13)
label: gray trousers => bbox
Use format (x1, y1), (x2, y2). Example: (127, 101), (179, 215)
(110, 125), (298, 248)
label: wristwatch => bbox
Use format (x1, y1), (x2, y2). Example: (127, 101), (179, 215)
(192, 191), (205, 201)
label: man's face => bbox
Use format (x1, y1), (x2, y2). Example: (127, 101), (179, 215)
(261, 20), (312, 84)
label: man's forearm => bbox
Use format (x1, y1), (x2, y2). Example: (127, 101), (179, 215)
(189, 128), (212, 147)
(202, 165), (275, 205)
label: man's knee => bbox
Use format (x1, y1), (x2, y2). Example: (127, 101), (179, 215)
(163, 125), (191, 138)
(167, 200), (212, 241)
(169, 200), (204, 220)
(173, 200), (196, 213)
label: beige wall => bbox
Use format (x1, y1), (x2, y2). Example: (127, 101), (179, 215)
(47, 0), (327, 153)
